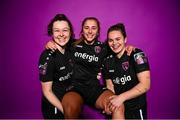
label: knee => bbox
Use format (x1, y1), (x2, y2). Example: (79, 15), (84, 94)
(117, 105), (125, 113)
(63, 101), (82, 118)
(65, 102), (82, 113)
(112, 105), (125, 119)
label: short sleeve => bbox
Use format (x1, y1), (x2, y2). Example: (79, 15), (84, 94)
(132, 48), (150, 73)
(38, 50), (55, 82)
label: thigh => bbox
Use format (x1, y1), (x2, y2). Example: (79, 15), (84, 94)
(95, 89), (114, 110)
(62, 91), (84, 108)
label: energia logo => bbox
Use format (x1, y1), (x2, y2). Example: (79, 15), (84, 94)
(113, 75), (132, 85)
(74, 52), (99, 62)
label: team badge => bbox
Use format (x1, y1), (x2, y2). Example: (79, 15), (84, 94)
(39, 63), (47, 75)
(94, 46), (101, 54)
(122, 61), (129, 71)
(134, 52), (147, 64)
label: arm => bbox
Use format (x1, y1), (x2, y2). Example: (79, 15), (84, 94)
(110, 70), (151, 108)
(41, 81), (64, 113)
(106, 79), (115, 93)
(45, 40), (57, 50)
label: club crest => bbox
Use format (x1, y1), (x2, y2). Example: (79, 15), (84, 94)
(94, 46), (101, 54)
(122, 61), (129, 71)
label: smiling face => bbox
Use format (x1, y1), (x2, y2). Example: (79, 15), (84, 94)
(52, 20), (71, 47)
(82, 19), (99, 44)
(108, 30), (127, 55)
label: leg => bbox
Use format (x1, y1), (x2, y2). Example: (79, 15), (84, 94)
(95, 90), (125, 119)
(112, 105), (124, 119)
(62, 91), (84, 119)
(41, 97), (64, 119)
(125, 104), (147, 119)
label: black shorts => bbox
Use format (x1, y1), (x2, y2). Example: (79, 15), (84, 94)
(125, 104), (147, 119)
(41, 96), (64, 119)
(41, 82), (70, 119)
(67, 82), (107, 106)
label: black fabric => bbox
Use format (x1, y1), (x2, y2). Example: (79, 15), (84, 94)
(41, 96), (64, 119)
(67, 40), (109, 105)
(71, 40), (107, 85)
(102, 48), (150, 111)
(38, 49), (73, 119)
(67, 83), (107, 106)
(125, 103), (147, 119)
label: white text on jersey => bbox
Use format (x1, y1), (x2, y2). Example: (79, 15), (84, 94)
(59, 72), (72, 81)
(113, 75), (132, 85)
(74, 52), (98, 62)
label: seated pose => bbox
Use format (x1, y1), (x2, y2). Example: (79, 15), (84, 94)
(102, 23), (151, 119)
(46, 17), (125, 119)
(38, 14), (74, 119)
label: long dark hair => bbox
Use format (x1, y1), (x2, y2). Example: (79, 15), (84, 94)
(47, 14), (75, 48)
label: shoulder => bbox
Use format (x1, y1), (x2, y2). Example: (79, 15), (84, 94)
(39, 49), (56, 63)
(130, 48), (148, 64)
(72, 39), (82, 47)
(95, 40), (103, 45)
(72, 40), (83, 48)
(131, 48), (147, 58)
(104, 54), (114, 63)
(94, 40), (105, 47)
(133, 48), (144, 53)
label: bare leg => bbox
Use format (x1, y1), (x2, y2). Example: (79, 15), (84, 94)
(95, 90), (125, 119)
(62, 91), (84, 119)
(112, 104), (124, 119)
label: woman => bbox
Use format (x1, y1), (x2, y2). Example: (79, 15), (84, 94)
(46, 17), (125, 119)
(38, 14), (74, 119)
(102, 23), (151, 119)
(61, 17), (125, 119)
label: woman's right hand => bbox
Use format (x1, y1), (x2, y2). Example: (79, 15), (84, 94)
(45, 40), (57, 51)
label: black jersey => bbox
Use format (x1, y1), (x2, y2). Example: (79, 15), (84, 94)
(71, 40), (107, 85)
(38, 49), (73, 99)
(102, 48), (150, 110)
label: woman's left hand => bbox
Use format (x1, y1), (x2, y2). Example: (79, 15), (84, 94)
(108, 95), (125, 111)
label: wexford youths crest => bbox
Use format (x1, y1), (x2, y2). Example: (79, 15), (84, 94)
(122, 61), (129, 71)
(94, 46), (101, 54)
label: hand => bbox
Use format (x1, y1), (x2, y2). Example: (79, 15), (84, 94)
(109, 95), (125, 111)
(126, 45), (136, 56)
(102, 95), (113, 115)
(102, 99), (112, 115)
(45, 40), (57, 51)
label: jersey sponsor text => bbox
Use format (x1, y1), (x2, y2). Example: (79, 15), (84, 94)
(74, 52), (98, 62)
(113, 75), (132, 85)
(59, 72), (72, 81)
